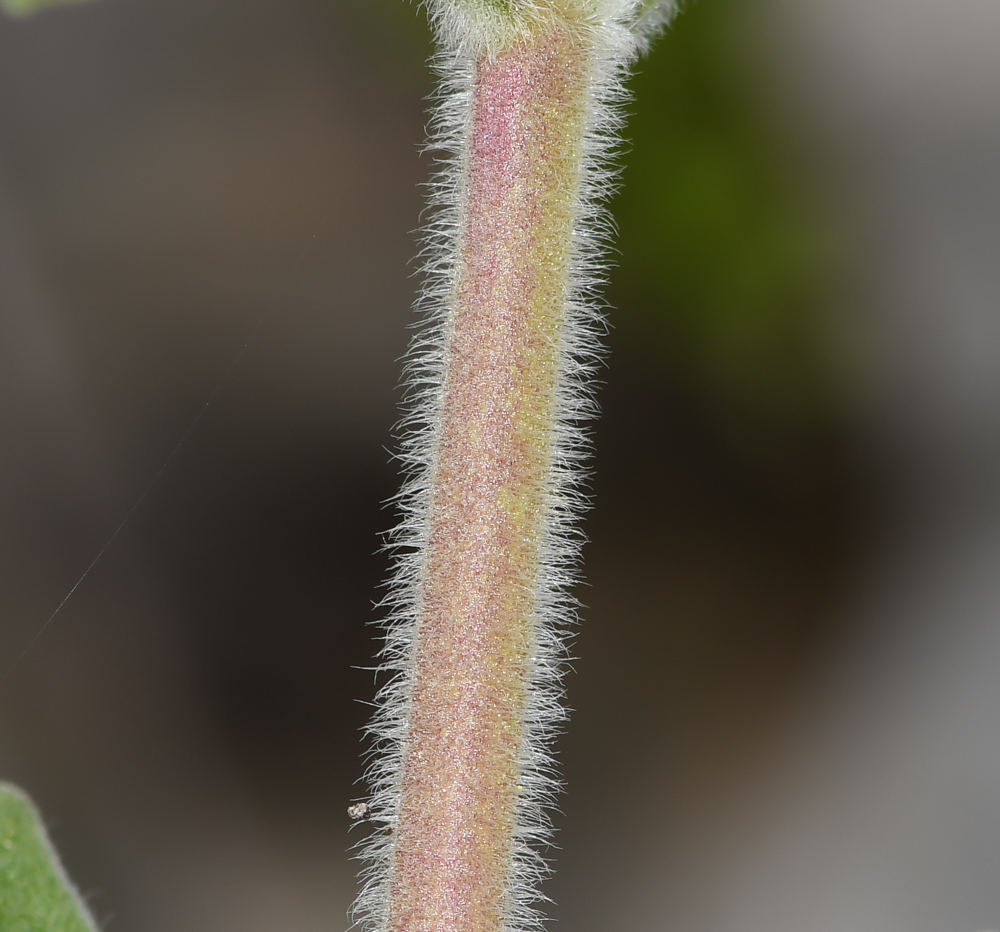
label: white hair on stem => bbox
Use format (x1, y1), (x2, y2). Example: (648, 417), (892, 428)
(351, 3), (677, 932)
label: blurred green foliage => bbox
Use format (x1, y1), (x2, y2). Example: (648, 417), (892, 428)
(0, 785), (97, 932)
(0, 0), (92, 16)
(610, 0), (843, 433)
(340, 0), (435, 86)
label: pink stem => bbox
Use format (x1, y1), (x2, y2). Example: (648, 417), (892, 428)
(386, 22), (589, 932)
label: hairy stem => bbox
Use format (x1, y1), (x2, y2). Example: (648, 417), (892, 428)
(355, 4), (675, 932)
(388, 24), (587, 932)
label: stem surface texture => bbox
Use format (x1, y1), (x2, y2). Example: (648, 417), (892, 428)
(389, 25), (587, 932)
(353, 4), (672, 932)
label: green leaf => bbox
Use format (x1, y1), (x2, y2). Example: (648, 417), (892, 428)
(0, 784), (98, 932)
(0, 0), (93, 17)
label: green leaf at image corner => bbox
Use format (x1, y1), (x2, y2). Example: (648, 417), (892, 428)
(1, 0), (93, 16)
(0, 784), (98, 932)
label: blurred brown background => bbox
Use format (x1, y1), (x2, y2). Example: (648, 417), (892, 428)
(1, 1), (1000, 930)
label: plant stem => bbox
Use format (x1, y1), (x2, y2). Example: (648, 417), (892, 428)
(388, 23), (587, 932)
(355, 4), (675, 932)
